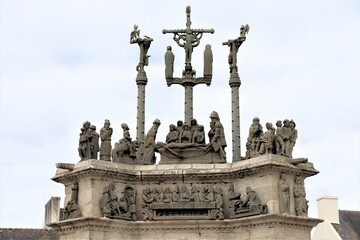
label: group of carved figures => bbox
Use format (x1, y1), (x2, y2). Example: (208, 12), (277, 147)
(141, 184), (224, 220)
(60, 176), (308, 221)
(77, 119), (160, 165)
(279, 174), (309, 217)
(78, 111), (227, 164)
(164, 43), (213, 79)
(165, 111), (226, 159)
(78, 120), (112, 161)
(245, 117), (298, 159)
(99, 183), (137, 221)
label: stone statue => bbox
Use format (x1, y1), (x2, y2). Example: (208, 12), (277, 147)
(63, 200), (82, 220)
(212, 187), (224, 220)
(209, 111), (227, 160)
(63, 182), (82, 220)
(275, 120), (285, 156)
(189, 118), (199, 140)
(259, 122), (275, 155)
(241, 187), (261, 211)
(121, 123), (136, 158)
(203, 44), (213, 77)
(279, 173), (290, 214)
(208, 121), (215, 143)
(141, 187), (154, 220)
(89, 125), (99, 159)
(176, 120), (184, 142)
(166, 124), (179, 143)
(124, 186), (137, 221)
(228, 184), (241, 216)
(130, 24), (140, 43)
(294, 176), (308, 217)
(141, 119), (161, 165)
(130, 25), (153, 73)
(240, 24), (250, 38)
(152, 186), (163, 203)
(100, 183), (122, 217)
(172, 185), (180, 202)
(247, 117), (263, 157)
(165, 46), (175, 79)
(100, 119), (112, 161)
(192, 125), (206, 144)
(78, 127), (89, 161)
(179, 185), (190, 202)
(78, 121), (92, 161)
(222, 25), (249, 73)
(163, 187), (173, 203)
(281, 119), (293, 157)
(289, 120), (298, 158)
(190, 185), (199, 202)
(179, 123), (192, 143)
(202, 184), (215, 202)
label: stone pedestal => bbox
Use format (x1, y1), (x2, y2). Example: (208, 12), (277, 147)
(49, 155), (322, 240)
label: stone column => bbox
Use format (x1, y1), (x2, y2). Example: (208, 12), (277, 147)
(230, 73), (241, 162)
(184, 85), (193, 124)
(136, 76), (147, 143)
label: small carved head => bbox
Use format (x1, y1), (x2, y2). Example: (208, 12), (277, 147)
(169, 124), (176, 131)
(283, 119), (290, 127)
(252, 117), (260, 123)
(190, 118), (197, 126)
(121, 123), (129, 130)
(153, 119), (161, 125)
(265, 122), (273, 130)
(104, 119), (111, 127)
(276, 120), (282, 127)
(209, 111), (220, 121)
(83, 121), (91, 129)
(289, 120), (296, 129)
(177, 120), (183, 127)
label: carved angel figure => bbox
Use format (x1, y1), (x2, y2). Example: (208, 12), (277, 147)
(130, 24), (140, 43)
(240, 24), (250, 38)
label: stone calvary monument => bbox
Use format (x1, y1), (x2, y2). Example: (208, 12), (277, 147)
(48, 6), (322, 240)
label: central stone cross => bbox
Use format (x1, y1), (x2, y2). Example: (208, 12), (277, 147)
(163, 6), (214, 124)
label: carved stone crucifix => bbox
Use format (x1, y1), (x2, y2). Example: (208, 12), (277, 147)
(163, 6), (214, 70)
(162, 6), (214, 124)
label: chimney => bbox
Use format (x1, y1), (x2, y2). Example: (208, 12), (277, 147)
(316, 196), (339, 223)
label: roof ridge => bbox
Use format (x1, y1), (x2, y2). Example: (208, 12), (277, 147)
(0, 228), (55, 231)
(339, 209), (360, 213)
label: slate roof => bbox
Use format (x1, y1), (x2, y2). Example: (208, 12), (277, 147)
(0, 228), (59, 240)
(332, 210), (360, 240)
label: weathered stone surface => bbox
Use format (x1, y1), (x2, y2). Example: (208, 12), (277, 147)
(50, 155), (320, 239)
(49, 215), (321, 240)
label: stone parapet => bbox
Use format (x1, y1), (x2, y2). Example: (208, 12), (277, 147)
(49, 215), (322, 240)
(50, 154), (320, 239)
(52, 154), (317, 184)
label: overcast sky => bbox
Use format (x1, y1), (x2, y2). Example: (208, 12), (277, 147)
(1, 0), (359, 228)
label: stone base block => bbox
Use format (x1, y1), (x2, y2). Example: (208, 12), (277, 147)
(49, 214), (321, 240)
